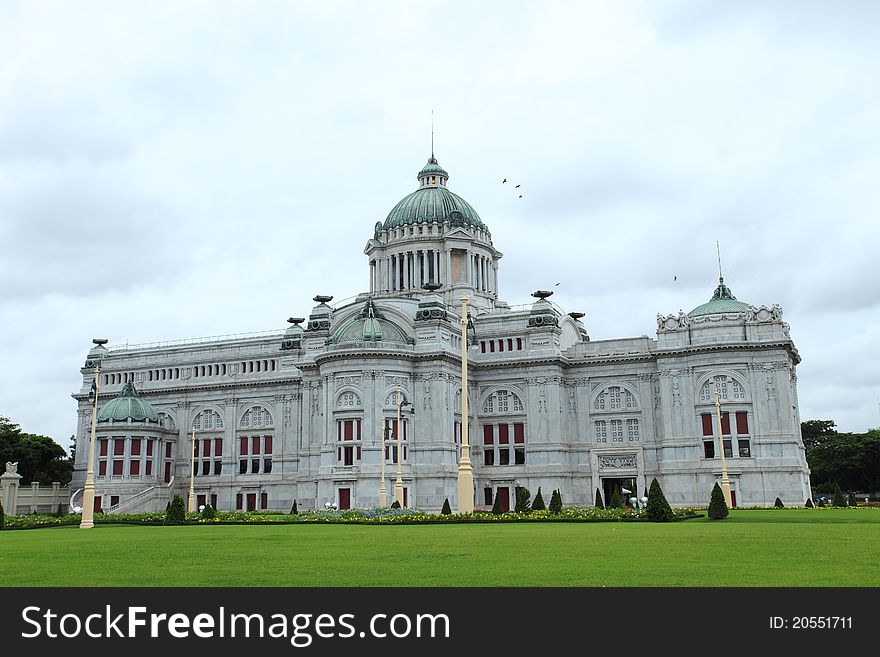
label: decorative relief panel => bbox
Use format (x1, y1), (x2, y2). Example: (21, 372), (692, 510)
(598, 454), (637, 470)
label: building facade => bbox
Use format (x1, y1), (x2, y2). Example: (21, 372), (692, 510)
(70, 155), (811, 513)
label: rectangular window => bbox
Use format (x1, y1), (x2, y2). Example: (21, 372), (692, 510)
(130, 438), (141, 455)
(193, 440), (199, 457)
(499, 448), (510, 466)
(514, 423), (524, 444)
(99, 438), (108, 457)
(260, 492), (268, 510)
(264, 457), (272, 473)
(735, 411), (749, 435)
(146, 460), (153, 476)
(738, 439), (751, 458)
(484, 487), (493, 506)
(723, 439), (733, 458)
(514, 447), (525, 465)
(114, 439), (125, 456)
(236, 494), (243, 510)
(240, 460), (248, 475)
(130, 460), (140, 476)
(484, 449), (495, 466)
(483, 425), (494, 445)
(611, 420), (623, 442)
(344, 420), (353, 440)
(165, 443), (172, 458)
(202, 439), (211, 457)
(252, 436), (261, 454)
(517, 338), (523, 350)
(721, 412), (731, 435)
(99, 461), (107, 476)
(703, 440), (715, 459)
(251, 459), (259, 474)
(595, 420), (607, 442)
(201, 461), (210, 476)
(701, 413), (713, 436)
(343, 446), (353, 466)
(110, 495), (119, 507)
(498, 424), (509, 444)
(264, 435), (273, 454)
(214, 438), (223, 456)
(627, 419), (640, 441)
(146, 440), (153, 457)
(112, 460), (123, 476)
(210, 494), (217, 508)
(213, 460), (222, 475)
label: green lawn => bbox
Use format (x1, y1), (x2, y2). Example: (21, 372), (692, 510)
(2, 509), (878, 586)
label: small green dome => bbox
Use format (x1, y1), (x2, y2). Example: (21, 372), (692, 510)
(382, 157), (487, 232)
(688, 277), (750, 317)
(327, 300), (413, 345)
(97, 383), (160, 423)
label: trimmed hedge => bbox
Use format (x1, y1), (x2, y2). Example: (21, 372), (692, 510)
(647, 478), (675, 522)
(532, 488), (546, 511)
(708, 483), (729, 520)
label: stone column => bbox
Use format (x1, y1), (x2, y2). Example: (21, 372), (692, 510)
(1, 464), (22, 515)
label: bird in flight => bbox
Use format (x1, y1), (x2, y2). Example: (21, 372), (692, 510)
(515, 184), (521, 188)
(555, 282), (560, 286)
(502, 178), (507, 183)
(673, 275), (677, 282)
(518, 195), (522, 198)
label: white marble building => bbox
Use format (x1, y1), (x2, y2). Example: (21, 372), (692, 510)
(70, 155), (811, 513)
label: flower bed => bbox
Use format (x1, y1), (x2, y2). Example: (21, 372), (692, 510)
(2, 506), (702, 529)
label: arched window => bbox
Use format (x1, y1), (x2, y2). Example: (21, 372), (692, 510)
(193, 409), (224, 431)
(594, 385), (638, 411)
(384, 390), (409, 407)
(699, 375), (746, 402)
(240, 405), (273, 429)
(337, 391), (362, 408)
(482, 389), (524, 414)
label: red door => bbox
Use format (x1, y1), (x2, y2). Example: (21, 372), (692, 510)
(339, 488), (351, 510)
(499, 487), (510, 512)
(247, 493), (256, 511)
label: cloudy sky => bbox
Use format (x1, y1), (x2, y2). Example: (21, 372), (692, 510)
(1, 0), (878, 451)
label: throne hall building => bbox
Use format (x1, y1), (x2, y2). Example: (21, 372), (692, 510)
(70, 155), (812, 513)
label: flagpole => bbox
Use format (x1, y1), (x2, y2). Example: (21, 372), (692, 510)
(188, 427), (197, 512)
(79, 364), (101, 529)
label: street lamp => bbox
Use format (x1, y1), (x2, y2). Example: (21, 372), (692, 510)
(80, 338), (108, 529)
(714, 386), (734, 508)
(393, 386), (413, 507)
(456, 294), (475, 513)
(188, 427), (197, 513)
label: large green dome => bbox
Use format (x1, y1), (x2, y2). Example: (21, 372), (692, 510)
(382, 157), (487, 232)
(327, 300), (413, 345)
(97, 383), (160, 423)
(688, 277), (750, 317)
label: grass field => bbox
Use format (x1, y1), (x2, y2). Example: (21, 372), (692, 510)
(2, 509), (879, 586)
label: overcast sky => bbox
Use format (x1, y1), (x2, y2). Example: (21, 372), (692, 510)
(1, 1), (878, 451)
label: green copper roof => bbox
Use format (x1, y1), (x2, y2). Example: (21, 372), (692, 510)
(688, 277), (750, 317)
(382, 157), (487, 232)
(327, 300), (413, 345)
(97, 383), (160, 423)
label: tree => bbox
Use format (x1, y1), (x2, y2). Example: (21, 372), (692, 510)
(532, 487), (546, 511)
(708, 483), (729, 520)
(0, 416), (73, 485)
(290, 500), (298, 515)
(610, 488), (623, 509)
(832, 483), (846, 507)
(805, 498), (814, 508)
(441, 498), (451, 515)
(594, 488), (604, 509)
(514, 486), (531, 513)
(54, 503), (64, 517)
(165, 495), (186, 525)
(801, 419), (838, 449)
(549, 489), (562, 515)
(774, 497), (784, 508)
(491, 490), (504, 515)
(390, 500), (401, 509)
(646, 478), (675, 522)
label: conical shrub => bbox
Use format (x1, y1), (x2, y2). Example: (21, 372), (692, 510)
(805, 498), (814, 508)
(0, 499), (5, 529)
(646, 478), (675, 522)
(549, 489), (562, 515)
(708, 482), (729, 520)
(832, 483), (846, 507)
(441, 498), (451, 515)
(514, 486), (531, 513)
(290, 500), (298, 515)
(774, 497), (784, 508)
(595, 488), (604, 509)
(164, 495), (186, 525)
(610, 488), (623, 509)
(532, 487), (546, 511)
